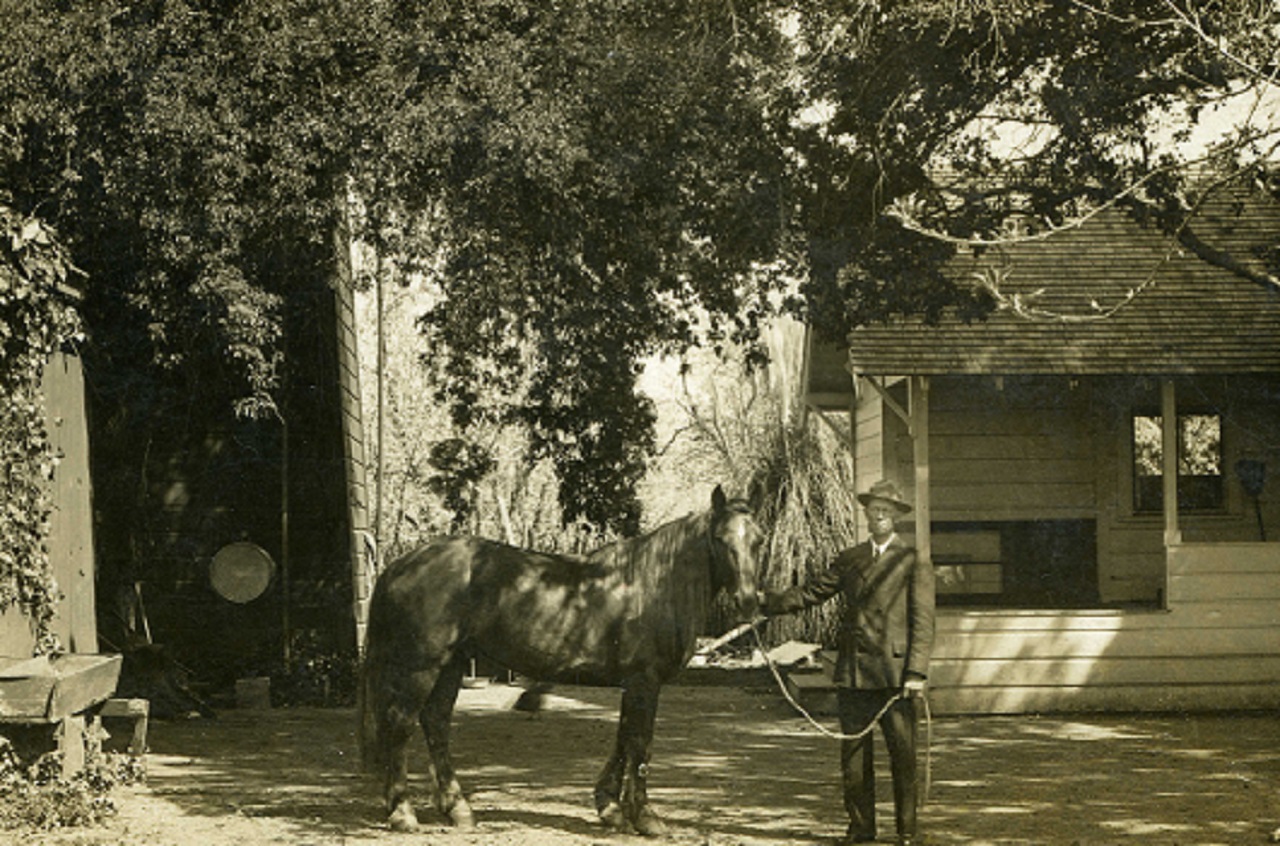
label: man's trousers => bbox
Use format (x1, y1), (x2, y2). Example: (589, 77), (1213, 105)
(837, 687), (919, 841)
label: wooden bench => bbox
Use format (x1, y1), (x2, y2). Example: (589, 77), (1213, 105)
(98, 697), (149, 755)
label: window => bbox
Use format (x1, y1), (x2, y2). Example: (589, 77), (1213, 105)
(933, 520), (1099, 608)
(1132, 412), (1224, 512)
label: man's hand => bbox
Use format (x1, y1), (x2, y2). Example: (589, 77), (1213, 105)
(902, 675), (926, 698)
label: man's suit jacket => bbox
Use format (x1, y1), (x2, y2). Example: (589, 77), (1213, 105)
(763, 536), (936, 689)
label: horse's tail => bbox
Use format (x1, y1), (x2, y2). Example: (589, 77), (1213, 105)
(356, 646), (382, 773)
(357, 576), (391, 774)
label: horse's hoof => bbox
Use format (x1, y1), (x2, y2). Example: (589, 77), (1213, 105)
(598, 801), (627, 830)
(387, 803), (419, 832)
(448, 801), (475, 828)
(632, 807), (668, 837)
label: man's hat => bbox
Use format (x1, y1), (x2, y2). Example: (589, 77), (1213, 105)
(856, 479), (913, 514)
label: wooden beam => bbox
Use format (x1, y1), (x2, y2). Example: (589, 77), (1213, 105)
(806, 400), (856, 453)
(911, 375), (932, 566)
(859, 374), (912, 433)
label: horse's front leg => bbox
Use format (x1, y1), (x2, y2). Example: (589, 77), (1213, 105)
(618, 681), (666, 837)
(594, 738), (626, 829)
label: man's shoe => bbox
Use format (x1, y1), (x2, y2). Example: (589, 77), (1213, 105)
(842, 824), (877, 844)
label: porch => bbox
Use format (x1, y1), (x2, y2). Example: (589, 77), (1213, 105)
(789, 541), (1280, 714)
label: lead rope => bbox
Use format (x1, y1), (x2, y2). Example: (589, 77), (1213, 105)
(748, 623), (933, 805)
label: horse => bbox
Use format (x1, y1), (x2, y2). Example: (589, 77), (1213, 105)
(358, 485), (764, 836)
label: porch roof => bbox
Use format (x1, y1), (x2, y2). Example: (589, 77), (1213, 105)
(845, 196), (1280, 376)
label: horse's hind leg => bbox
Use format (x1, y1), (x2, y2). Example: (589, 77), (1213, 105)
(421, 651), (474, 828)
(380, 699), (422, 831)
(380, 670), (439, 831)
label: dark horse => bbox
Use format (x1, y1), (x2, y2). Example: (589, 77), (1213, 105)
(358, 486), (763, 836)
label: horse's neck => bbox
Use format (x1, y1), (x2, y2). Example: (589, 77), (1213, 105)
(593, 512), (714, 631)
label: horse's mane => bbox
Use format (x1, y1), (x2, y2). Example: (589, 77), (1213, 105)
(584, 497), (751, 614)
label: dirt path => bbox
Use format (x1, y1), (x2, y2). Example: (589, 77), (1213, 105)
(17, 683), (1280, 845)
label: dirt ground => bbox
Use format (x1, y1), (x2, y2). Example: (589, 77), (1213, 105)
(16, 680), (1280, 846)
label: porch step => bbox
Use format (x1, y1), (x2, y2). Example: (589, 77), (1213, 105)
(783, 670), (838, 717)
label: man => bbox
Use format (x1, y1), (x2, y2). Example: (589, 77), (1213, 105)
(760, 480), (936, 846)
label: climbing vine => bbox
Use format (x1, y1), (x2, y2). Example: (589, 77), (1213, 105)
(0, 206), (81, 655)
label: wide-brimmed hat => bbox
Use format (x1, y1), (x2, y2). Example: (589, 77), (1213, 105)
(856, 479), (913, 514)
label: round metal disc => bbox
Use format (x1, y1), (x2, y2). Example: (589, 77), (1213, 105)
(210, 541), (276, 603)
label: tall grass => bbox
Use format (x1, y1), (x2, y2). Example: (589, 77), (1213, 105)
(751, 415), (861, 646)
(656, 334), (862, 649)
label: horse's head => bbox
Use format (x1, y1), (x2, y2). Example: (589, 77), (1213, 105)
(707, 485), (764, 623)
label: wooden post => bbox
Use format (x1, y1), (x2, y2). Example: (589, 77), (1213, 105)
(911, 375), (932, 566)
(57, 714), (85, 778)
(1161, 380), (1180, 545)
(1161, 379), (1179, 608)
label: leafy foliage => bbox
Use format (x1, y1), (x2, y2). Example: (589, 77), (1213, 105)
(0, 731), (145, 831)
(0, 207), (80, 654)
(4, 0), (1276, 547)
(418, 1), (797, 534)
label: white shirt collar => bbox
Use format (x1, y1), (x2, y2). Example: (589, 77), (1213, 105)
(871, 533), (898, 557)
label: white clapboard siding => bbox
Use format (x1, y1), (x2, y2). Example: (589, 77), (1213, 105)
(927, 682), (1280, 715)
(791, 542), (1280, 715)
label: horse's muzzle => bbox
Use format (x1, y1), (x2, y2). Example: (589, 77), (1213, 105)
(733, 591), (760, 623)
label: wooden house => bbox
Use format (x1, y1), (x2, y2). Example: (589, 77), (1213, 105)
(0, 351), (98, 657)
(0, 348), (128, 774)
(805, 192), (1280, 713)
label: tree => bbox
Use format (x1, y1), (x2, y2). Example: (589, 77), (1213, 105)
(7, 0), (1274, 548)
(802, 0), (1280, 320)
(417, 2), (798, 534)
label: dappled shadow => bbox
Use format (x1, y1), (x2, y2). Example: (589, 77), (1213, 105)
(926, 712), (1280, 845)
(136, 684), (1280, 845)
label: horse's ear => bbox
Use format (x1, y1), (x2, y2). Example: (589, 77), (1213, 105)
(746, 474), (767, 515)
(711, 484), (727, 512)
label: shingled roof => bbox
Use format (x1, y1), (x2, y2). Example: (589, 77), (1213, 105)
(845, 190), (1280, 375)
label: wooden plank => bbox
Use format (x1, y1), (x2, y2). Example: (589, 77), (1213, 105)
(100, 698), (149, 754)
(928, 682), (1280, 715)
(928, 415), (1092, 439)
(57, 714), (86, 777)
(0, 677), (55, 721)
(932, 458), (1097, 485)
(1169, 572), (1280, 602)
(1171, 599), (1280, 624)
(930, 434), (1092, 461)
(1168, 544), (1280, 575)
(932, 481), (1096, 507)
(929, 654), (1280, 687)
(931, 626), (1280, 660)
(939, 603), (1280, 632)
(48, 654), (123, 720)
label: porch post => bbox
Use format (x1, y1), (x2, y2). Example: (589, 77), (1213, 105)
(1161, 379), (1179, 609)
(1161, 379), (1180, 546)
(911, 375), (932, 565)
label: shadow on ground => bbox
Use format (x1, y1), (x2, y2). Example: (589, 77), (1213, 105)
(36, 684), (1280, 845)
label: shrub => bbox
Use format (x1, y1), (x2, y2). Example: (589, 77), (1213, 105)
(0, 730), (145, 831)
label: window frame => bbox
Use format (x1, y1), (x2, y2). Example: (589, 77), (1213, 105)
(1130, 407), (1226, 515)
